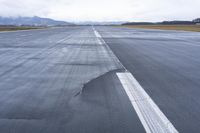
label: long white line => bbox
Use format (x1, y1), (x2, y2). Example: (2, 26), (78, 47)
(92, 26), (178, 133)
(117, 72), (178, 133)
(92, 26), (127, 71)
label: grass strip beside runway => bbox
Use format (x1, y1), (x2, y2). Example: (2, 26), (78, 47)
(122, 25), (200, 32)
(0, 26), (43, 32)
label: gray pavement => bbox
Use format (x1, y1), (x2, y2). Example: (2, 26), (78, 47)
(96, 26), (200, 133)
(1, 26), (200, 133)
(0, 26), (144, 133)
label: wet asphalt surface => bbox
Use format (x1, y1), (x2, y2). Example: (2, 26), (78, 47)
(1, 26), (200, 133)
(0, 26), (144, 133)
(96, 26), (200, 133)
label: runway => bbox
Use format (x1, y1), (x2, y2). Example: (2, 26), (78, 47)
(0, 26), (200, 132)
(96, 26), (200, 133)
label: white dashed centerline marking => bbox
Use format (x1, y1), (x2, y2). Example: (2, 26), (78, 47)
(92, 26), (178, 133)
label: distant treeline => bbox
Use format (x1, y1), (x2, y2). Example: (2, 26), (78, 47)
(122, 18), (200, 25)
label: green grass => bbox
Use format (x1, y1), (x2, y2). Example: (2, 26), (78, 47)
(0, 26), (43, 32)
(122, 25), (200, 32)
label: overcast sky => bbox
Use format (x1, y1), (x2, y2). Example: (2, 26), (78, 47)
(0, 0), (199, 22)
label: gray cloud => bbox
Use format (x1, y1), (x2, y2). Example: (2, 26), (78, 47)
(0, 0), (199, 22)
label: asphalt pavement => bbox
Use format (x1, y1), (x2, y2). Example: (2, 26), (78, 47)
(1, 26), (200, 133)
(96, 26), (200, 133)
(0, 26), (144, 133)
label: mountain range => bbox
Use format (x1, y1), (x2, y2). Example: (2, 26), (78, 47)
(0, 16), (72, 26)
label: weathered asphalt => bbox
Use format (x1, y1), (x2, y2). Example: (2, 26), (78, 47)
(96, 26), (200, 133)
(1, 26), (200, 133)
(0, 26), (144, 133)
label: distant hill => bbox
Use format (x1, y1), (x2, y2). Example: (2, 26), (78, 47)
(193, 18), (200, 23)
(75, 21), (127, 25)
(122, 18), (200, 25)
(158, 21), (195, 25)
(0, 16), (73, 26)
(122, 22), (154, 25)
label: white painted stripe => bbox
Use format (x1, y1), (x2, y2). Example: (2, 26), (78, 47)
(92, 26), (178, 132)
(92, 26), (101, 38)
(117, 72), (178, 133)
(94, 30), (101, 38)
(92, 26), (127, 71)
